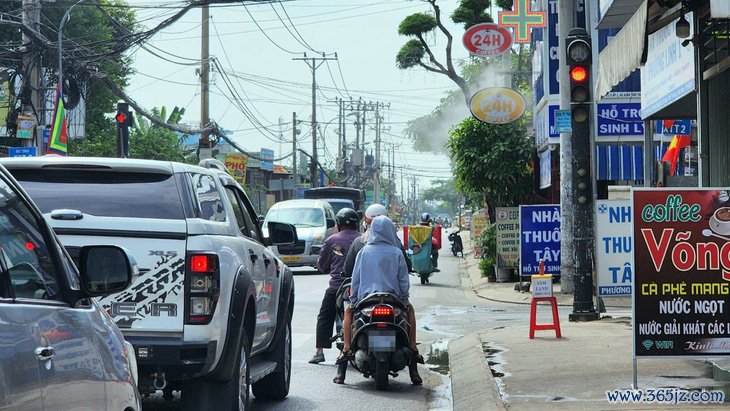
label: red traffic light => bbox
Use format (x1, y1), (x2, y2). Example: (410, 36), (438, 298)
(115, 112), (127, 123)
(570, 66), (588, 82)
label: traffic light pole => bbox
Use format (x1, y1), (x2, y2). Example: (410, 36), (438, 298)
(558, 0), (575, 295)
(566, 27), (599, 322)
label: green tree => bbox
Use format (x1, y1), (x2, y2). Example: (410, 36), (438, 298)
(420, 178), (461, 215)
(447, 117), (533, 221)
(396, 0), (513, 105)
(70, 106), (190, 161)
(0, 0), (137, 143)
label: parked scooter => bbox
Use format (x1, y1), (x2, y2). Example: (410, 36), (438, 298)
(347, 293), (415, 390)
(448, 230), (464, 258)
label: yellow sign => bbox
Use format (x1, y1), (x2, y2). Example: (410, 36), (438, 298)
(16, 114), (35, 139)
(0, 81), (9, 128)
(469, 87), (526, 124)
(224, 153), (248, 186)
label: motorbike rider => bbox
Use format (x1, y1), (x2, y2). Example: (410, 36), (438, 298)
(335, 215), (423, 385)
(309, 208), (361, 365)
(419, 212), (441, 272)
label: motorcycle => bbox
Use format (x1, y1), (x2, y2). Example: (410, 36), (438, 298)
(448, 230), (464, 258)
(348, 292), (415, 390)
(404, 225), (438, 284)
(331, 276), (351, 352)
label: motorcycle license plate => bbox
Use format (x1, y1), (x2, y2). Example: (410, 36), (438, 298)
(280, 256), (301, 262)
(368, 330), (396, 352)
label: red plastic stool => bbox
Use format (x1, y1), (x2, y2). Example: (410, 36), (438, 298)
(529, 296), (561, 339)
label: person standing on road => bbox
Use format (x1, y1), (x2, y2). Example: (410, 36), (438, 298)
(308, 208), (361, 365)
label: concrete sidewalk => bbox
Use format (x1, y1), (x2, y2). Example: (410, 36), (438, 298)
(448, 234), (730, 410)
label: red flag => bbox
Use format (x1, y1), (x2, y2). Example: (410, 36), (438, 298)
(661, 135), (691, 175)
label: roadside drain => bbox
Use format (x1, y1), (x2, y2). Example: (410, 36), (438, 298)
(427, 339), (450, 375)
(482, 342), (505, 378)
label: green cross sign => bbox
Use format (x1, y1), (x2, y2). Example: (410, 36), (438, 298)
(498, 0), (546, 44)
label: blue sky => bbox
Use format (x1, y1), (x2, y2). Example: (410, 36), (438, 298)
(126, 0), (484, 191)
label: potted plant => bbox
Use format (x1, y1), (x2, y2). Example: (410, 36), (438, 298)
(477, 224), (497, 281)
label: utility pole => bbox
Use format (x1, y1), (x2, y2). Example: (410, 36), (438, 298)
(199, 4), (211, 158)
(558, 0), (575, 294)
(293, 53), (337, 188)
(22, 0), (42, 149)
(374, 103), (381, 204)
(292, 112), (299, 184)
(278, 116), (284, 159)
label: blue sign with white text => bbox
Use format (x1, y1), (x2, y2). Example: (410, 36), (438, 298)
(519, 204), (561, 277)
(259, 148), (274, 171)
(597, 103), (644, 136)
(9, 147), (37, 157)
(548, 0), (586, 95)
(548, 105), (560, 138)
(554, 110), (572, 133)
(655, 120), (691, 135)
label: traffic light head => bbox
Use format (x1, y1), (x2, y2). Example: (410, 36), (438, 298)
(115, 102), (133, 127)
(566, 27), (592, 123)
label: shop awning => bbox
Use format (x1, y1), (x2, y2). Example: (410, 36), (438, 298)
(597, 0), (645, 29)
(596, 145), (644, 181)
(596, 0), (648, 99)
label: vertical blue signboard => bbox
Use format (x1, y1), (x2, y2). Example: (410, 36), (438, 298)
(548, 0), (585, 95)
(595, 200), (633, 297)
(520, 204), (561, 277)
(259, 148), (274, 171)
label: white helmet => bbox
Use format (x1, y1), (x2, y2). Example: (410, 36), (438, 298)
(364, 204), (387, 222)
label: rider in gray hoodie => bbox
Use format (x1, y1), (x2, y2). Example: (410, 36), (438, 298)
(335, 215), (422, 385)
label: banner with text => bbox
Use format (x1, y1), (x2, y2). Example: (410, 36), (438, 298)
(595, 199), (632, 297)
(633, 189), (730, 357)
(495, 207), (520, 269)
(224, 153), (248, 186)
(519, 204), (560, 277)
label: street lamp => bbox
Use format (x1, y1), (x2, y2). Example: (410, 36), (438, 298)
(58, 0), (86, 105)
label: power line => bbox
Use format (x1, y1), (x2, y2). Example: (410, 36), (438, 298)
(242, 1), (299, 55)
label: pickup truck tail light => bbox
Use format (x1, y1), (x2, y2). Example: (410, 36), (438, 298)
(185, 253), (220, 324)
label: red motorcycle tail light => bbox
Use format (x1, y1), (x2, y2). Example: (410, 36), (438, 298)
(373, 306), (393, 317)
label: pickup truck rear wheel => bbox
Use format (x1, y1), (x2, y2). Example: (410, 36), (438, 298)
(252, 320), (291, 400)
(180, 333), (250, 411)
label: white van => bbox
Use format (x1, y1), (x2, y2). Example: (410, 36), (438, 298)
(263, 199), (338, 269)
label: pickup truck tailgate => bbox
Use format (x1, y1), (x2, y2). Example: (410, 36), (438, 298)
(52, 217), (187, 333)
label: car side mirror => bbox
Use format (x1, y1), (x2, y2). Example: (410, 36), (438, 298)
(326, 218), (336, 229)
(267, 221), (298, 245)
(78, 245), (137, 297)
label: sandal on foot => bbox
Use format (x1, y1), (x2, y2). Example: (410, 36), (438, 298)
(308, 353), (325, 364)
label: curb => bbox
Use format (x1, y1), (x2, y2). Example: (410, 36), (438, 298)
(448, 333), (506, 411)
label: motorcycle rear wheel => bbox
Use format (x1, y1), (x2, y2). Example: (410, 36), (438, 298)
(375, 361), (389, 390)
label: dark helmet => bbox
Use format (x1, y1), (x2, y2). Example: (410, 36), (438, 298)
(420, 213), (432, 223)
(336, 208), (359, 228)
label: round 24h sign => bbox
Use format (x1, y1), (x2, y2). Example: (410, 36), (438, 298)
(469, 87), (526, 124)
(463, 23), (513, 57)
